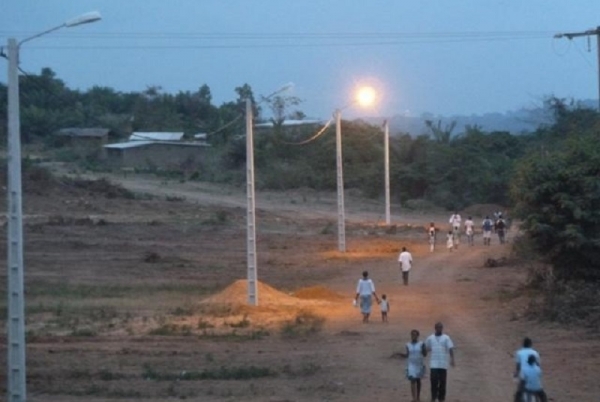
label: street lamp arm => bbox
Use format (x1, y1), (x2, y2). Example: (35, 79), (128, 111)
(18, 11), (102, 47)
(18, 24), (66, 47)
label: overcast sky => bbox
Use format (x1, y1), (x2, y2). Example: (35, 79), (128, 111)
(2, 1), (600, 119)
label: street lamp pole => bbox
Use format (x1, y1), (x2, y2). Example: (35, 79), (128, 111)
(5, 12), (101, 402)
(245, 83), (293, 305)
(383, 120), (391, 226)
(246, 98), (258, 306)
(335, 109), (346, 252)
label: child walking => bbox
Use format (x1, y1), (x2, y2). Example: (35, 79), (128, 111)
(446, 231), (454, 252)
(399, 329), (427, 402)
(379, 294), (389, 322)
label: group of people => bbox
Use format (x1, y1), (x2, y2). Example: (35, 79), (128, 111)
(397, 323), (455, 402)
(354, 273), (456, 402)
(352, 259), (548, 401)
(427, 212), (509, 252)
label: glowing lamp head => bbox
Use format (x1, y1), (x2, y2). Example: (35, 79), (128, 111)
(356, 86), (376, 107)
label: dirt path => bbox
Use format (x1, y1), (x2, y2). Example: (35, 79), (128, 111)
(322, 240), (518, 402)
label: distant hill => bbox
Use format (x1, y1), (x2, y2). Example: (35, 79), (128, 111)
(363, 99), (597, 137)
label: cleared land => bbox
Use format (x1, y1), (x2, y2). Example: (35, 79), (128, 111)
(0, 169), (599, 401)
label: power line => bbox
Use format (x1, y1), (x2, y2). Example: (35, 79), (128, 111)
(555, 26), (600, 111)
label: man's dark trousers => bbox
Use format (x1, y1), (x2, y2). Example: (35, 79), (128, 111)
(430, 368), (447, 401)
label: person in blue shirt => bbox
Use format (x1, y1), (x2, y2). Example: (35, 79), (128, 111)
(519, 354), (548, 402)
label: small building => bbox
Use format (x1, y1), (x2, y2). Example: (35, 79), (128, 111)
(104, 140), (210, 169)
(129, 132), (184, 142)
(52, 128), (111, 157)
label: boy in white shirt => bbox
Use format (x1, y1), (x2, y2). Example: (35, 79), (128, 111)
(398, 247), (413, 285)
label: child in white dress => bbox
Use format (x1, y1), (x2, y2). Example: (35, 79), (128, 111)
(446, 231), (454, 252)
(399, 329), (427, 402)
(379, 294), (389, 322)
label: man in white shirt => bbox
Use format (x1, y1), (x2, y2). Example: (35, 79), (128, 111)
(448, 212), (461, 249)
(398, 247), (413, 286)
(425, 322), (455, 402)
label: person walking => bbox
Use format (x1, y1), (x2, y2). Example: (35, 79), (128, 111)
(399, 329), (428, 402)
(448, 212), (461, 249)
(380, 294), (389, 323)
(519, 354), (548, 402)
(495, 213), (507, 244)
(482, 216), (494, 246)
(513, 337), (541, 402)
(446, 231), (454, 252)
(398, 247), (413, 285)
(428, 222), (437, 252)
(425, 322), (455, 402)
(464, 216), (475, 246)
(354, 270), (379, 324)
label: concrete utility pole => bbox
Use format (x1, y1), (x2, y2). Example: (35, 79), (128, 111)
(555, 26), (600, 111)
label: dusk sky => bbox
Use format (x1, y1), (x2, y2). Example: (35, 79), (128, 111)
(2, 1), (600, 120)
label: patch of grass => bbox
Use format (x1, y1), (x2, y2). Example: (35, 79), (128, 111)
(142, 364), (277, 381)
(171, 305), (196, 316)
(148, 324), (193, 336)
(197, 329), (270, 341)
(282, 362), (322, 377)
(197, 318), (215, 329)
(227, 315), (250, 328)
(280, 310), (325, 339)
(320, 222), (335, 235)
(70, 328), (97, 337)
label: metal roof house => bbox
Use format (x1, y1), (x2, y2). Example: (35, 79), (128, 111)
(129, 132), (184, 142)
(104, 132), (209, 169)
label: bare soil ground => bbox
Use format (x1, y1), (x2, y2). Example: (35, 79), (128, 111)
(1, 169), (599, 401)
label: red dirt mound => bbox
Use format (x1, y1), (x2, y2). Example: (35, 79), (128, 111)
(292, 285), (345, 301)
(202, 279), (303, 306)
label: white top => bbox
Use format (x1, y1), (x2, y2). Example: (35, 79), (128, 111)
(406, 341), (425, 378)
(464, 219), (474, 234)
(356, 278), (375, 296)
(449, 214), (462, 228)
(380, 300), (389, 312)
(398, 251), (413, 272)
(515, 347), (540, 373)
(520, 364), (543, 391)
(428, 227), (436, 238)
(425, 333), (454, 369)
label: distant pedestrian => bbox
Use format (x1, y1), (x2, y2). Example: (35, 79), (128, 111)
(464, 216), (474, 246)
(399, 329), (427, 402)
(354, 270), (380, 324)
(495, 214), (507, 244)
(428, 222), (437, 252)
(513, 337), (541, 402)
(446, 231), (454, 252)
(425, 322), (455, 402)
(398, 247), (413, 285)
(519, 354), (548, 402)
(448, 212), (461, 248)
(482, 216), (493, 246)
(380, 294), (389, 323)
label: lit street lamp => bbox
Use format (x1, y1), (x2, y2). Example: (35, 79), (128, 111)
(335, 86), (376, 252)
(246, 83), (293, 306)
(5, 11), (101, 402)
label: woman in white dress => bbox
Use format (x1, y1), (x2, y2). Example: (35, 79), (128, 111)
(399, 329), (428, 402)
